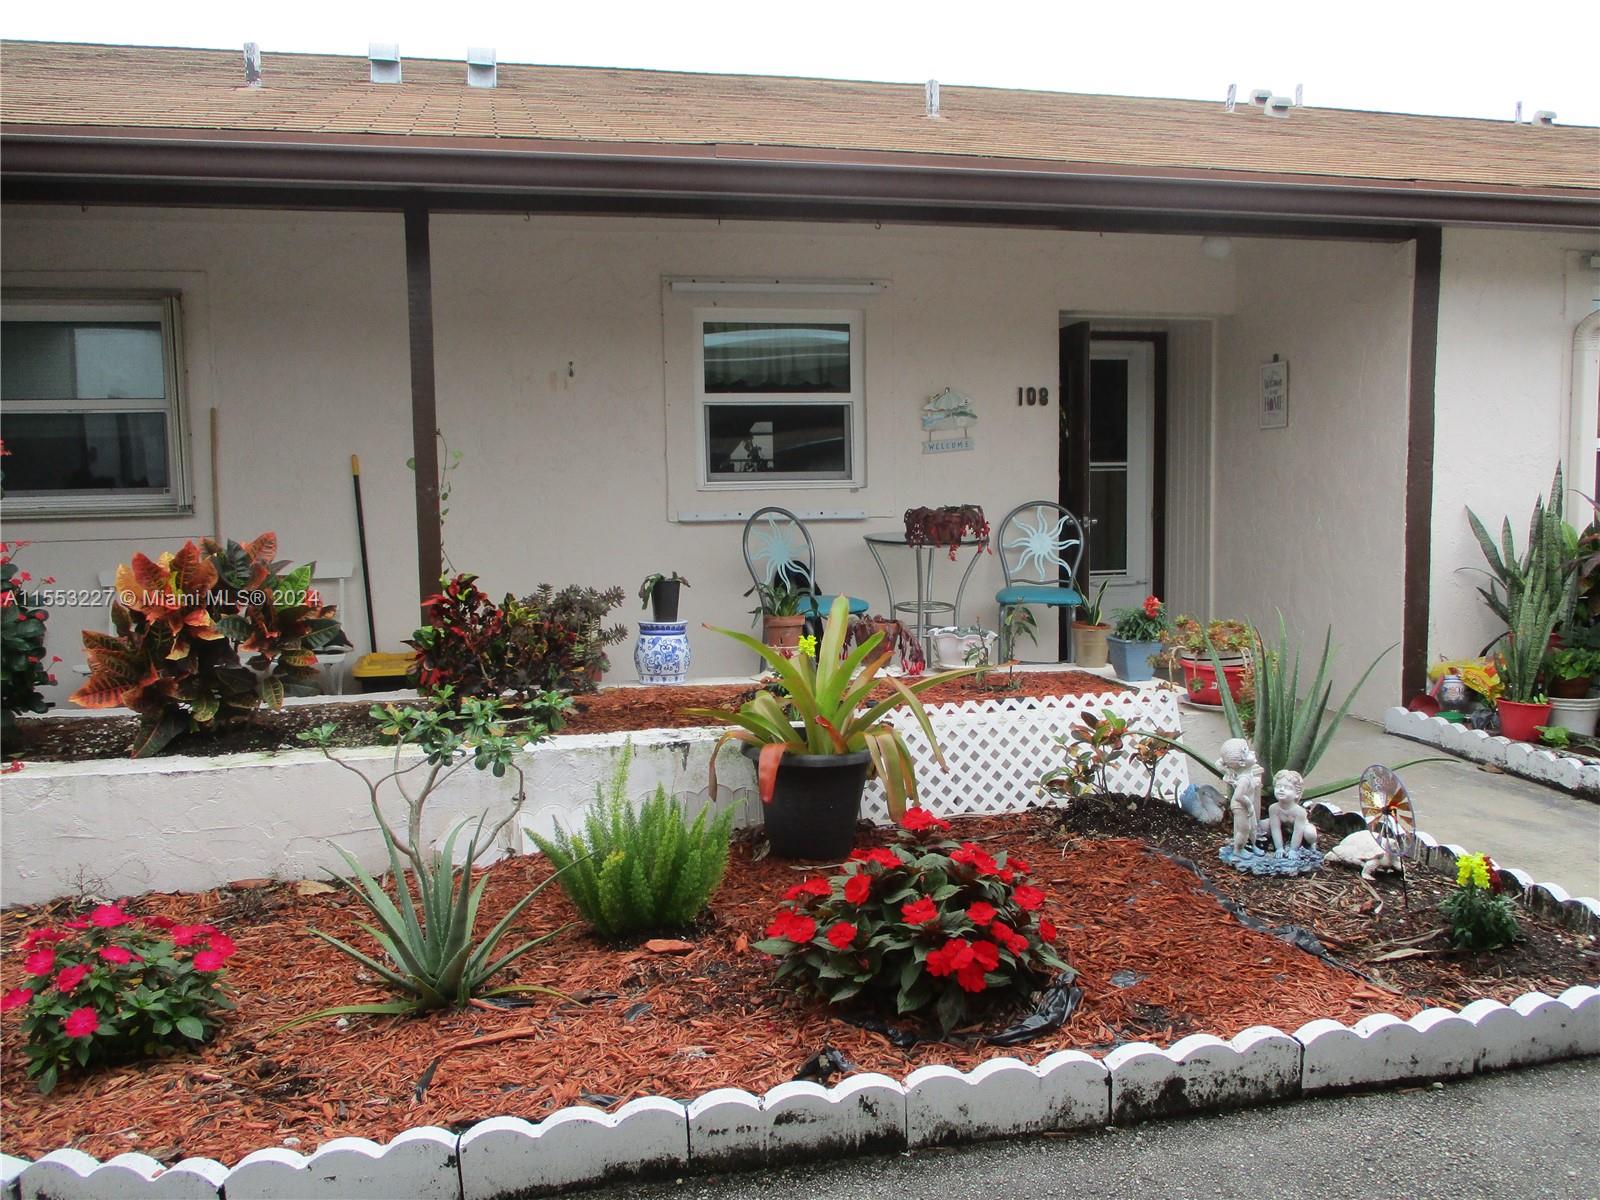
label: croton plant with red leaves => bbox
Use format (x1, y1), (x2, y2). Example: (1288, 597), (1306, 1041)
(754, 808), (1072, 1035)
(2, 904), (238, 1093)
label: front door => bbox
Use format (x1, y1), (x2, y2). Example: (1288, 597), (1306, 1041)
(1086, 340), (1155, 615)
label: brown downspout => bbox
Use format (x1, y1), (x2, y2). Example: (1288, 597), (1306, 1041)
(1402, 227), (1442, 700)
(404, 202), (443, 617)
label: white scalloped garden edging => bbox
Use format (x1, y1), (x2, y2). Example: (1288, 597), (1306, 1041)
(1383, 705), (1600, 798)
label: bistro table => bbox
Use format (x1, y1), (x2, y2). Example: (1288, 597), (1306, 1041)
(862, 533), (990, 661)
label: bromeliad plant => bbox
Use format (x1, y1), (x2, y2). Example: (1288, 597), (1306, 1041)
(688, 596), (976, 819)
(1439, 852), (1520, 951)
(3, 903), (237, 1094)
(72, 533), (344, 757)
(529, 741), (734, 940)
(290, 694), (573, 1021)
(754, 806), (1071, 1036)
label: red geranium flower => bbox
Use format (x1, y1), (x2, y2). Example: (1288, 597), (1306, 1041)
(1038, 919), (1058, 943)
(1013, 885), (1045, 911)
(22, 948), (55, 977)
(99, 946), (141, 965)
(192, 950), (225, 972)
(1143, 594), (1162, 618)
(783, 878), (832, 902)
(899, 807), (951, 834)
(1, 987), (31, 1012)
(62, 1007), (99, 1038)
(54, 964), (91, 992)
(965, 901), (997, 926)
(826, 922), (858, 949)
(901, 897), (939, 925)
(89, 904), (132, 928)
(849, 847), (902, 871)
(950, 842), (998, 876)
(843, 873), (872, 905)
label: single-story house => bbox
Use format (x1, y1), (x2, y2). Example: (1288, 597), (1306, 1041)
(2, 40), (1597, 721)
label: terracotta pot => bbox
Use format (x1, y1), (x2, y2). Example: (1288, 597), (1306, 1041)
(1496, 697), (1553, 742)
(762, 614), (806, 651)
(1547, 675), (1593, 699)
(1072, 622), (1110, 668)
(1180, 655), (1248, 706)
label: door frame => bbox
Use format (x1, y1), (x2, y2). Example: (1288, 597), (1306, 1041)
(1059, 327), (1168, 656)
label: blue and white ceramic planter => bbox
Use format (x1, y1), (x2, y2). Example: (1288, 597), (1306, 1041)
(1107, 636), (1162, 682)
(635, 621), (692, 684)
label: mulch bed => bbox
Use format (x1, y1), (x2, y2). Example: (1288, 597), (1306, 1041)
(7, 671), (1122, 763)
(2, 806), (1592, 1166)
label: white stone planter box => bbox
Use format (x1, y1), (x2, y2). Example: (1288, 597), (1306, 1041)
(1383, 706), (1600, 798)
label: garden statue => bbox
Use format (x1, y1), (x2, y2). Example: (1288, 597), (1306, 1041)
(1218, 737), (1265, 864)
(1327, 829), (1403, 880)
(1254, 769), (1325, 876)
(1178, 782), (1225, 825)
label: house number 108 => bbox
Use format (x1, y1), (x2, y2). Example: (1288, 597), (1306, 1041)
(1018, 386), (1050, 406)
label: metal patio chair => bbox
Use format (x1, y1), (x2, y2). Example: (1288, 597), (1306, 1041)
(994, 500), (1087, 662)
(741, 507), (869, 622)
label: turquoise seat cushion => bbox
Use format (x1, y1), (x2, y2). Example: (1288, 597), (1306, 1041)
(996, 584), (1082, 607)
(797, 593), (871, 616)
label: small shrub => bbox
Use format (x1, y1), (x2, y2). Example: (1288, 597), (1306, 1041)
(1, 540), (57, 738)
(1110, 594), (1174, 642)
(754, 808), (1072, 1035)
(2, 903), (237, 1093)
(1440, 852), (1520, 951)
(530, 741), (734, 940)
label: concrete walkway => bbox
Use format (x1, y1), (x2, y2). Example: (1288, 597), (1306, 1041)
(1177, 706), (1600, 899)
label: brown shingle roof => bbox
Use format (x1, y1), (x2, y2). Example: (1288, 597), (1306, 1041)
(3, 40), (1596, 192)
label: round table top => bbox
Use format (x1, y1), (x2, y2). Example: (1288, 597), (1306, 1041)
(863, 532), (989, 547)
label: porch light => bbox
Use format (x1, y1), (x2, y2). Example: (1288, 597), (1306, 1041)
(1201, 237), (1233, 260)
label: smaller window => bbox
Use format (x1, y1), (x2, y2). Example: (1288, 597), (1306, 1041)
(695, 309), (864, 487)
(0, 296), (189, 517)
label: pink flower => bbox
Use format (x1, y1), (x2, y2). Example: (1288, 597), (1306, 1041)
(62, 1006), (100, 1038)
(54, 964), (91, 992)
(1, 987), (32, 1012)
(99, 945), (141, 965)
(22, 948), (55, 977)
(191, 950), (225, 972)
(89, 904), (132, 928)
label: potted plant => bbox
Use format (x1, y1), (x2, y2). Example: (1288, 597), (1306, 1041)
(1495, 559), (1563, 741)
(1071, 580), (1111, 669)
(687, 597), (974, 859)
(1163, 615), (1252, 705)
(845, 615), (926, 676)
(638, 572), (690, 623)
(746, 578), (808, 650)
(903, 505), (991, 561)
(1106, 595), (1173, 682)
(1542, 645), (1600, 735)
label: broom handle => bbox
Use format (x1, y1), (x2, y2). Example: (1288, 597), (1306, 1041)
(352, 455), (378, 653)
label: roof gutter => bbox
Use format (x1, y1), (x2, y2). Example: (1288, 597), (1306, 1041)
(4, 128), (1598, 230)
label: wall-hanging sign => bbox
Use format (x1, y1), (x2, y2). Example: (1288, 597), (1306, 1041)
(922, 387), (976, 454)
(1260, 358), (1289, 429)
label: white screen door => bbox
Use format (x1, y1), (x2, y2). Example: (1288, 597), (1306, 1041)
(1088, 341), (1155, 614)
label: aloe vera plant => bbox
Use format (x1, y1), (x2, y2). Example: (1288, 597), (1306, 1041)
(686, 595), (975, 819)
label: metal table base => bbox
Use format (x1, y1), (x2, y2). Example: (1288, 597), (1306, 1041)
(863, 534), (989, 661)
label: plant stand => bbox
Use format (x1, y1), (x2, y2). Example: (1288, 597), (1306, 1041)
(634, 621), (691, 685)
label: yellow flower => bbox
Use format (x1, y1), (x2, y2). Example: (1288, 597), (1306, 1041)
(1456, 852), (1492, 890)
(796, 634), (818, 658)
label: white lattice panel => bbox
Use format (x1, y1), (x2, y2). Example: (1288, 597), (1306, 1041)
(861, 686), (1189, 823)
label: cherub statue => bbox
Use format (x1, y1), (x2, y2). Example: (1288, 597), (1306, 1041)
(1268, 769), (1319, 856)
(1219, 738), (1264, 855)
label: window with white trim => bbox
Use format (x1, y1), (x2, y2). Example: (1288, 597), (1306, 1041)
(695, 308), (864, 487)
(0, 295), (189, 517)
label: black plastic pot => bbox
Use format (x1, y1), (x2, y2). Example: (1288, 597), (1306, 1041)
(650, 579), (682, 622)
(742, 743), (872, 859)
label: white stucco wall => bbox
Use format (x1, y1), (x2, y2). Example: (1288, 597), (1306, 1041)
(2, 207), (1236, 694)
(1212, 238), (1415, 720)
(1429, 229), (1600, 665)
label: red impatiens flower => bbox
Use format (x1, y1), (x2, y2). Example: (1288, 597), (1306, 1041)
(950, 842), (998, 876)
(990, 921), (1030, 955)
(899, 807), (951, 834)
(192, 950), (225, 972)
(1, 987), (31, 1012)
(965, 901), (997, 926)
(170, 924), (216, 947)
(1142, 594), (1162, 618)
(826, 922), (858, 949)
(99, 945), (142, 965)
(1038, 918), (1058, 943)
(849, 847), (902, 871)
(971, 940), (1001, 972)
(901, 897), (939, 925)
(140, 914), (177, 931)
(843, 873), (872, 905)
(207, 933), (238, 960)
(783, 878), (833, 902)
(19, 928), (69, 952)
(89, 904), (132, 928)
(1013, 885), (1045, 911)
(54, 964), (91, 992)
(1009, 857), (1031, 877)
(955, 963), (989, 993)
(925, 937), (974, 978)
(764, 910), (818, 944)
(22, 948), (55, 977)
(62, 1007), (100, 1038)
(63, 918), (92, 930)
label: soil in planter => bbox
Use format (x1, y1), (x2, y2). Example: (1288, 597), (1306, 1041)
(2, 808), (1592, 1166)
(9, 671), (1124, 763)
